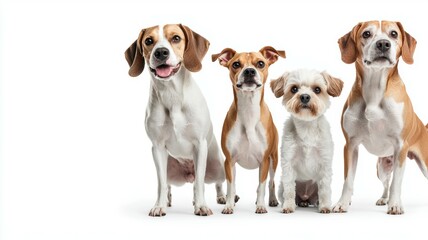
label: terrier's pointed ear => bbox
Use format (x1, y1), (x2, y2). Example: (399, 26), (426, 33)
(259, 46), (286, 65)
(211, 48), (236, 67)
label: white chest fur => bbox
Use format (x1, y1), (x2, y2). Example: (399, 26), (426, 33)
(284, 116), (333, 181)
(145, 72), (211, 160)
(343, 70), (404, 157)
(226, 91), (267, 169)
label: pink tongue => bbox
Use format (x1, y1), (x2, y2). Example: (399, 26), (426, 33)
(156, 66), (174, 77)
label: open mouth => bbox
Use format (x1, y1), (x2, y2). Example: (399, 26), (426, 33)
(236, 81), (262, 89)
(150, 63), (181, 79)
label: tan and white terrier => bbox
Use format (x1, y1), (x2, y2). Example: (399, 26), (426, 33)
(212, 46), (285, 214)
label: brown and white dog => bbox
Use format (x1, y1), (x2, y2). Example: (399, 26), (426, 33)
(212, 47), (285, 214)
(333, 20), (428, 214)
(124, 24), (226, 217)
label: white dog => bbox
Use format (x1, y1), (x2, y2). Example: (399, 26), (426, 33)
(270, 69), (343, 213)
(124, 24), (226, 217)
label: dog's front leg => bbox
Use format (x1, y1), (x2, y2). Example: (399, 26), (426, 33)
(387, 144), (408, 215)
(193, 139), (212, 216)
(279, 162), (296, 213)
(317, 167), (332, 213)
(149, 145), (169, 217)
(256, 156), (271, 214)
(333, 142), (359, 213)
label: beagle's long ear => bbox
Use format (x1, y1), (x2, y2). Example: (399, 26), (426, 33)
(124, 29), (146, 77)
(321, 71), (344, 97)
(179, 24), (210, 72)
(259, 46), (286, 65)
(338, 23), (361, 64)
(211, 48), (236, 67)
(397, 22), (417, 64)
(270, 72), (289, 98)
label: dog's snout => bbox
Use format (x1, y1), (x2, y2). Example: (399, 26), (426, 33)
(300, 94), (311, 104)
(154, 47), (170, 61)
(376, 40), (391, 53)
(243, 68), (256, 77)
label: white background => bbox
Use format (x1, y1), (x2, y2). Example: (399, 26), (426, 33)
(1, 0), (428, 239)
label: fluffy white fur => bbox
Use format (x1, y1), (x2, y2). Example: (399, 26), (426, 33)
(271, 69), (343, 213)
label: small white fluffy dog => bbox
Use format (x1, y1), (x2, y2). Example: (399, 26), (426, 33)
(270, 69), (343, 213)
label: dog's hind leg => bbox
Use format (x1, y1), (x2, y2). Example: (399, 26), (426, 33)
(268, 154), (279, 207)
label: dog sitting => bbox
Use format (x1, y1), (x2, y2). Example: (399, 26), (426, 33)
(333, 20), (428, 215)
(124, 24), (226, 217)
(212, 46), (285, 214)
(270, 69), (343, 213)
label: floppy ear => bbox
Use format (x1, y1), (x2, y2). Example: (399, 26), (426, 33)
(270, 72), (289, 98)
(321, 71), (344, 97)
(338, 23), (361, 64)
(211, 48), (236, 67)
(124, 29), (146, 77)
(179, 24), (210, 72)
(397, 22), (417, 64)
(259, 46), (286, 65)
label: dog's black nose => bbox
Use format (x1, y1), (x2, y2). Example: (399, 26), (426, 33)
(376, 40), (391, 53)
(300, 94), (311, 104)
(243, 68), (256, 77)
(154, 47), (169, 61)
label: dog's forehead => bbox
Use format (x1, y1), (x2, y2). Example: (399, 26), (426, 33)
(381, 21), (400, 33)
(142, 24), (184, 39)
(233, 52), (264, 64)
(360, 20), (399, 34)
(143, 25), (160, 38)
(163, 24), (185, 37)
(287, 70), (325, 86)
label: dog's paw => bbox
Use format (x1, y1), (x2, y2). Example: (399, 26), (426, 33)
(149, 207), (166, 217)
(281, 208), (294, 214)
(387, 203), (404, 215)
(222, 206), (234, 214)
(194, 206), (213, 216)
(217, 196), (226, 204)
(298, 201), (309, 207)
(332, 202), (349, 213)
(269, 198), (279, 207)
(376, 198), (388, 206)
(319, 207), (331, 214)
(255, 206), (268, 214)
(234, 195), (240, 203)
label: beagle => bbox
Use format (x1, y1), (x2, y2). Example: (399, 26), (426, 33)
(125, 24), (226, 217)
(333, 20), (428, 214)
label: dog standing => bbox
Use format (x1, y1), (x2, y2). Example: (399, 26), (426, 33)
(124, 24), (226, 216)
(212, 47), (285, 214)
(333, 20), (428, 214)
(271, 69), (343, 213)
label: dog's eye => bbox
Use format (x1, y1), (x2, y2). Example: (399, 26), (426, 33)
(172, 35), (181, 43)
(145, 37), (154, 46)
(256, 61), (265, 69)
(362, 31), (371, 39)
(291, 86), (298, 94)
(390, 30), (398, 39)
(232, 62), (241, 69)
(314, 87), (321, 94)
